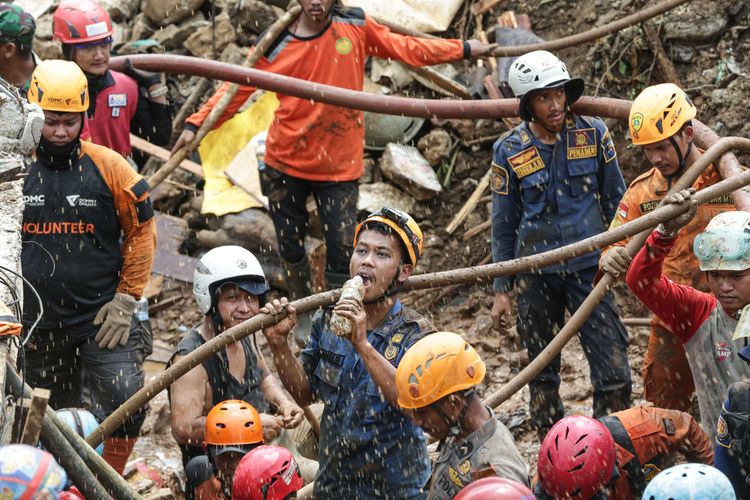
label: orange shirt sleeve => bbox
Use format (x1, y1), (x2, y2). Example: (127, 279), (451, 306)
(88, 143), (156, 299)
(363, 15), (465, 66)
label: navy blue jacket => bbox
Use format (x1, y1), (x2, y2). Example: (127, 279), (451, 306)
(491, 115), (624, 292)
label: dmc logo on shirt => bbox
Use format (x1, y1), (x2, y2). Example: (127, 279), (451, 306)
(66, 195), (97, 207)
(23, 194), (45, 206)
(715, 341), (731, 361)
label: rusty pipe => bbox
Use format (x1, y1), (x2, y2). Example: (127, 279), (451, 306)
(111, 54), (747, 206)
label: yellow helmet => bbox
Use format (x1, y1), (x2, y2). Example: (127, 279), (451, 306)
(353, 207), (423, 265)
(396, 332), (486, 409)
(629, 83), (696, 145)
(27, 60), (88, 113)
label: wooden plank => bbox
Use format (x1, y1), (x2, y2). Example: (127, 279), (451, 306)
(129, 134), (204, 178)
(471, 0), (506, 16)
(152, 212), (198, 283)
(20, 388), (50, 446)
(446, 170), (491, 234)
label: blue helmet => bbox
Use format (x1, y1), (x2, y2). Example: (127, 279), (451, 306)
(0, 444), (66, 498)
(57, 408), (104, 456)
(642, 463), (735, 500)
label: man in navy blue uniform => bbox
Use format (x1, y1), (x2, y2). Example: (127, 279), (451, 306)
(490, 50), (631, 437)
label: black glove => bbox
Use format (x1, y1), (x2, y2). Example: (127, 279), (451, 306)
(123, 58), (161, 88)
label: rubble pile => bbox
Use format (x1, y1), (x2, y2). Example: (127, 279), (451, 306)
(21, 0), (750, 494)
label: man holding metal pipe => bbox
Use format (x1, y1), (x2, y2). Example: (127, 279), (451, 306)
(490, 50), (631, 438)
(626, 199), (750, 440)
(600, 84), (734, 414)
(172, 0), (492, 325)
(260, 208), (436, 497)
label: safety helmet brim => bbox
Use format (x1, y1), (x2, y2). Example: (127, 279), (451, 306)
(208, 444), (254, 461)
(518, 77), (584, 122)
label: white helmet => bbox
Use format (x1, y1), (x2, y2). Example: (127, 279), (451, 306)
(193, 246), (269, 314)
(508, 50), (585, 122)
(693, 211), (750, 272)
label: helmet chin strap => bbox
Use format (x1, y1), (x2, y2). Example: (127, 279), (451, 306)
(435, 389), (475, 443)
(362, 262), (404, 305)
(531, 106), (568, 137)
(668, 136), (693, 179)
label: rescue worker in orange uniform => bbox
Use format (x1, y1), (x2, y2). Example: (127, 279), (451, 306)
(185, 400), (264, 500)
(599, 83), (734, 413)
(535, 408), (713, 499)
(22, 60), (156, 475)
(172, 0), (493, 311)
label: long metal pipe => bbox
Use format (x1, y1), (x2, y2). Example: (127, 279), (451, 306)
(111, 54), (749, 208)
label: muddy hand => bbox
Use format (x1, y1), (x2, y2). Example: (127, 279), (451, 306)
(600, 246), (632, 279)
(491, 292), (513, 334)
(170, 128), (196, 156)
(261, 298), (297, 348)
(278, 400), (304, 429)
(660, 188), (697, 235)
(333, 297), (367, 349)
(260, 413), (283, 442)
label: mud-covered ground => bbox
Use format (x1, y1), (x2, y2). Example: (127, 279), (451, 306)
(128, 0), (750, 495)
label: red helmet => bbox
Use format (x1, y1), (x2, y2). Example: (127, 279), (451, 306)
(454, 477), (535, 499)
(232, 445), (304, 500)
(53, 0), (113, 45)
(538, 416), (616, 499)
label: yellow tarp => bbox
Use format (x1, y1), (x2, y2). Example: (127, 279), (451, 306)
(199, 91), (279, 216)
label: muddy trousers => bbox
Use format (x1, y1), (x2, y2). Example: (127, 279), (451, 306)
(642, 323), (695, 413)
(259, 165), (358, 275)
(515, 267), (632, 433)
(24, 318), (150, 438)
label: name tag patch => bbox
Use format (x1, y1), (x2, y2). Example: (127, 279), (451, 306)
(108, 93), (127, 107)
(567, 128), (597, 160)
(639, 200), (660, 213)
(491, 162), (509, 195)
(508, 146), (545, 178)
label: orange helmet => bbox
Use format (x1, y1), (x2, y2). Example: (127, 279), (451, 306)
(204, 400), (263, 457)
(396, 332), (485, 409)
(353, 207), (423, 265)
(629, 83), (697, 146)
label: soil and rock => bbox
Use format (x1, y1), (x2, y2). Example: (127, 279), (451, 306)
(25, 0), (750, 496)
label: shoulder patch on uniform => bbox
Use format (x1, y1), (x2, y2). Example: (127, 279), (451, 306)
(130, 178), (150, 199)
(491, 162), (509, 195)
(601, 129), (617, 163)
(384, 345), (399, 361)
(507, 146), (545, 178)
(391, 333), (404, 344)
(519, 129), (531, 145)
(135, 198), (154, 223)
(458, 460), (471, 475)
(566, 128), (597, 160)
(617, 201), (629, 219)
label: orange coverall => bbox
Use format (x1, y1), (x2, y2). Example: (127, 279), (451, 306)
(601, 164), (732, 411)
(601, 406), (713, 499)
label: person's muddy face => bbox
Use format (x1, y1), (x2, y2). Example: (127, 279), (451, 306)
(216, 284), (260, 330)
(298, 0), (335, 23)
(72, 41), (111, 76)
(527, 86), (567, 132)
(640, 127), (693, 178)
(408, 405), (451, 439)
(350, 229), (411, 303)
(706, 269), (750, 317)
(41, 111), (82, 146)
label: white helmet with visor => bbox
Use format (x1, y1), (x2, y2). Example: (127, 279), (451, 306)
(693, 211), (750, 272)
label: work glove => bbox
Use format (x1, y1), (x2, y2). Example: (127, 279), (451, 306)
(600, 246), (632, 279)
(123, 58), (162, 88)
(657, 188), (697, 237)
(94, 293), (136, 350)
